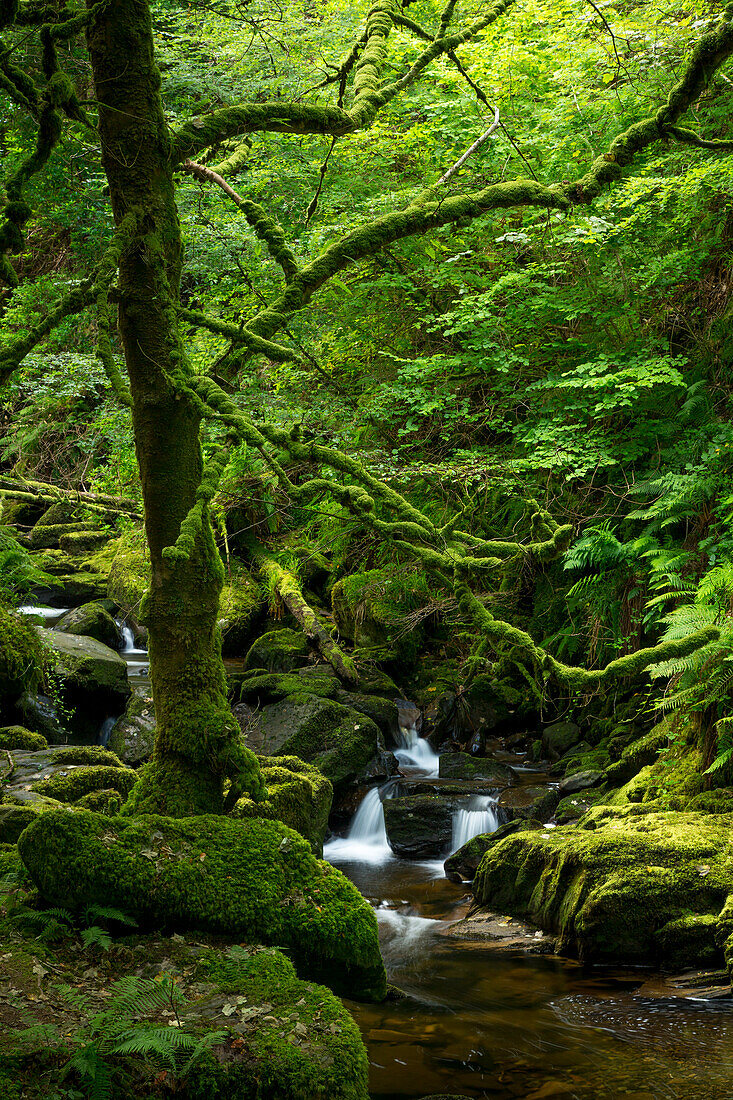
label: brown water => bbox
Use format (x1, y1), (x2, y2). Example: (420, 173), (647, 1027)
(333, 856), (733, 1100)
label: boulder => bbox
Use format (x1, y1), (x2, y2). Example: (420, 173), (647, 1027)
(106, 531), (149, 613)
(243, 695), (380, 794)
(13, 692), (65, 743)
(498, 785), (559, 822)
(0, 725), (48, 751)
(218, 572), (265, 657)
(245, 628), (310, 673)
(43, 630), (130, 741)
(335, 690), (401, 743)
(472, 806), (733, 968)
(383, 794), (455, 859)
(558, 770), (603, 796)
(18, 809), (387, 1001)
(109, 692), (156, 765)
(232, 670), (339, 707)
(541, 721), (581, 761)
(232, 755), (333, 855)
(0, 605), (46, 702)
(55, 601), (121, 649)
(438, 752), (515, 785)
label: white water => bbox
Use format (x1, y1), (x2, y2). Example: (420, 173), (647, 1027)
(394, 724), (440, 776)
(451, 795), (499, 852)
(376, 903), (444, 964)
(118, 621), (147, 656)
(324, 787), (393, 864)
(17, 604), (67, 620)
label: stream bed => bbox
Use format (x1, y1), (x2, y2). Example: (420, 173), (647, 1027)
(326, 729), (733, 1100)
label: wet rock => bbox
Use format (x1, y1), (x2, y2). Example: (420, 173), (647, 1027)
(395, 698), (422, 732)
(43, 630), (130, 741)
(438, 752), (515, 785)
(473, 806), (733, 968)
(498, 785), (559, 822)
(444, 820), (545, 882)
(109, 692), (156, 765)
(55, 601), (121, 649)
(541, 721), (581, 761)
(336, 690), (401, 743)
(383, 794), (455, 859)
(603, 725), (668, 788)
(244, 628), (310, 673)
(439, 909), (554, 954)
(558, 770), (603, 796)
(14, 692), (65, 743)
(242, 695), (380, 794)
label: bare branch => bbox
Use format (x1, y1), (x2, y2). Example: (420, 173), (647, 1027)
(438, 106), (500, 184)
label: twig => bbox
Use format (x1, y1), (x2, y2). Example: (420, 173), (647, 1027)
(438, 106), (500, 184)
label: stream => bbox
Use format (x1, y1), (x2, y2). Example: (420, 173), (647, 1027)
(325, 718), (733, 1100)
(18, 605), (733, 1097)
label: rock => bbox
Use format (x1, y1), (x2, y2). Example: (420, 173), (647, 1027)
(42, 630), (130, 741)
(31, 569), (109, 606)
(106, 530), (149, 613)
(395, 698), (421, 732)
(472, 806), (733, 968)
(554, 792), (602, 823)
(13, 692), (65, 743)
(556, 742), (611, 778)
(58, 531), (111, 554)
(218, 572), (265, 657)
(243, 696), (380, 794)
(55, 601), (121, 649)
(541, 721), (581, 761)
(444, 820), (545, 882)
(18, 809), (387, 1002)
(109, 692), (156, 765)
(604, 725), (668, 788)
(558, 770), (603, 796)
(244, 628), (310, 673)
(29, 521), (98, 550)
(335, 690), (401, 743)
(0, 802), (44, 843)
(232, 754), (333, 855)
(438, 752), (515, 785)
(439, 909), (554, 954)
(0, 725), (48, 751)
(498, 785), (560, 822)
(383, 794), (455, 859)
(232, 670), (338, 707)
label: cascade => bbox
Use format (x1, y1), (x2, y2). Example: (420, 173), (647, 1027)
(324, 785), (394, 864)
(394, 723), (440, 776)
(450, 795), (499, 852)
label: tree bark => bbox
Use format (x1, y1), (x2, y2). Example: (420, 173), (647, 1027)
(85, 0), (263, 815)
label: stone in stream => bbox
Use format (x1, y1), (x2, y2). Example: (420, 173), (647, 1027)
(383, 794), (457, 859)
(498, 785), (560, 822)
(55, 600), (122, 650)
(444, 820), (545, 882)
(438, 752), (515, 785)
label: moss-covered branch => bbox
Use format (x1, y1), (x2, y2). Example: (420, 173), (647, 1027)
(251, 543), (358, 684)
(0, 475), (141, 518)
(0, 279), (95, 384)
(171, 103), (354, 163)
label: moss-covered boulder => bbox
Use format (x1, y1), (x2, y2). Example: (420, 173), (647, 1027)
(335, 689), (400, 743)
(43, 630), (130, 740)
(32, 763), (137, 804)
(28, 521), (98, 550)
(232, 670), (339, 707)
(331, 568), (430, 670)
(18, 809), (387, 1001)
(219, 572), (265, 657)
(541, 721), (581, 761)
(232, 755), (333, 855)
(0, 803), (41, 843)
(243, 695), (380, 794)
(438, 753), (515, 785)
(0, 725), (47, 751)
(108, 691), (156, 764)
(106, 529), (150, 613)
(444, 820), (544, 883)
(54, 600), (121, 649)
(0, 606), (46, 703)
(472, 806), (733, 968)
(245, 628), (310, 674)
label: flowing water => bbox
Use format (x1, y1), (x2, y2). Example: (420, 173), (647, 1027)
(326, 718), (733, 1099)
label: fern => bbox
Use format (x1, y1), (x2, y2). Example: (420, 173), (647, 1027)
(705, 717), (733, 777)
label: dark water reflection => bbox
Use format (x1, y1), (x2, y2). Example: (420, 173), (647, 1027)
(334, 857), (733, 1100)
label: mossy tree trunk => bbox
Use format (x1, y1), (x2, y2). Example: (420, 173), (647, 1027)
(85, 0), (263, 815)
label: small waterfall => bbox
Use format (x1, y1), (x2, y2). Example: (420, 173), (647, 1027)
(395, 724), (440, 777)
(120, 624), (136, 652)
(324, 786), (393, 864)
(98, 716), (117, 748)
(451, 795), (499, 852)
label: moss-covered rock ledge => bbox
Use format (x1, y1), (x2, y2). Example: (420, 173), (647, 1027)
(18, 808), (387, 1001)
(472, 805), (733, 972)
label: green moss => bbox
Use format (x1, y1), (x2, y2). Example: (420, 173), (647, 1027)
(0, 803), (40, 844)
(51, 745), (123, 767)
(232, 755), (332, 855)
(231, 671), (339, 706)
(0, 605), (46, 701)
(331, 568), (430, 669)
(245, 629), (310, 674)
(473, 807), (733, 967)
(75, 788), (123, 814)
(0, 726), (47, 751)
(18, 809), (387, 1001)
(219, 569), (264, 656)
(105, 528), (150, 613)
(32, 765), (137, 803)
(188, 946), (369, 1099)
